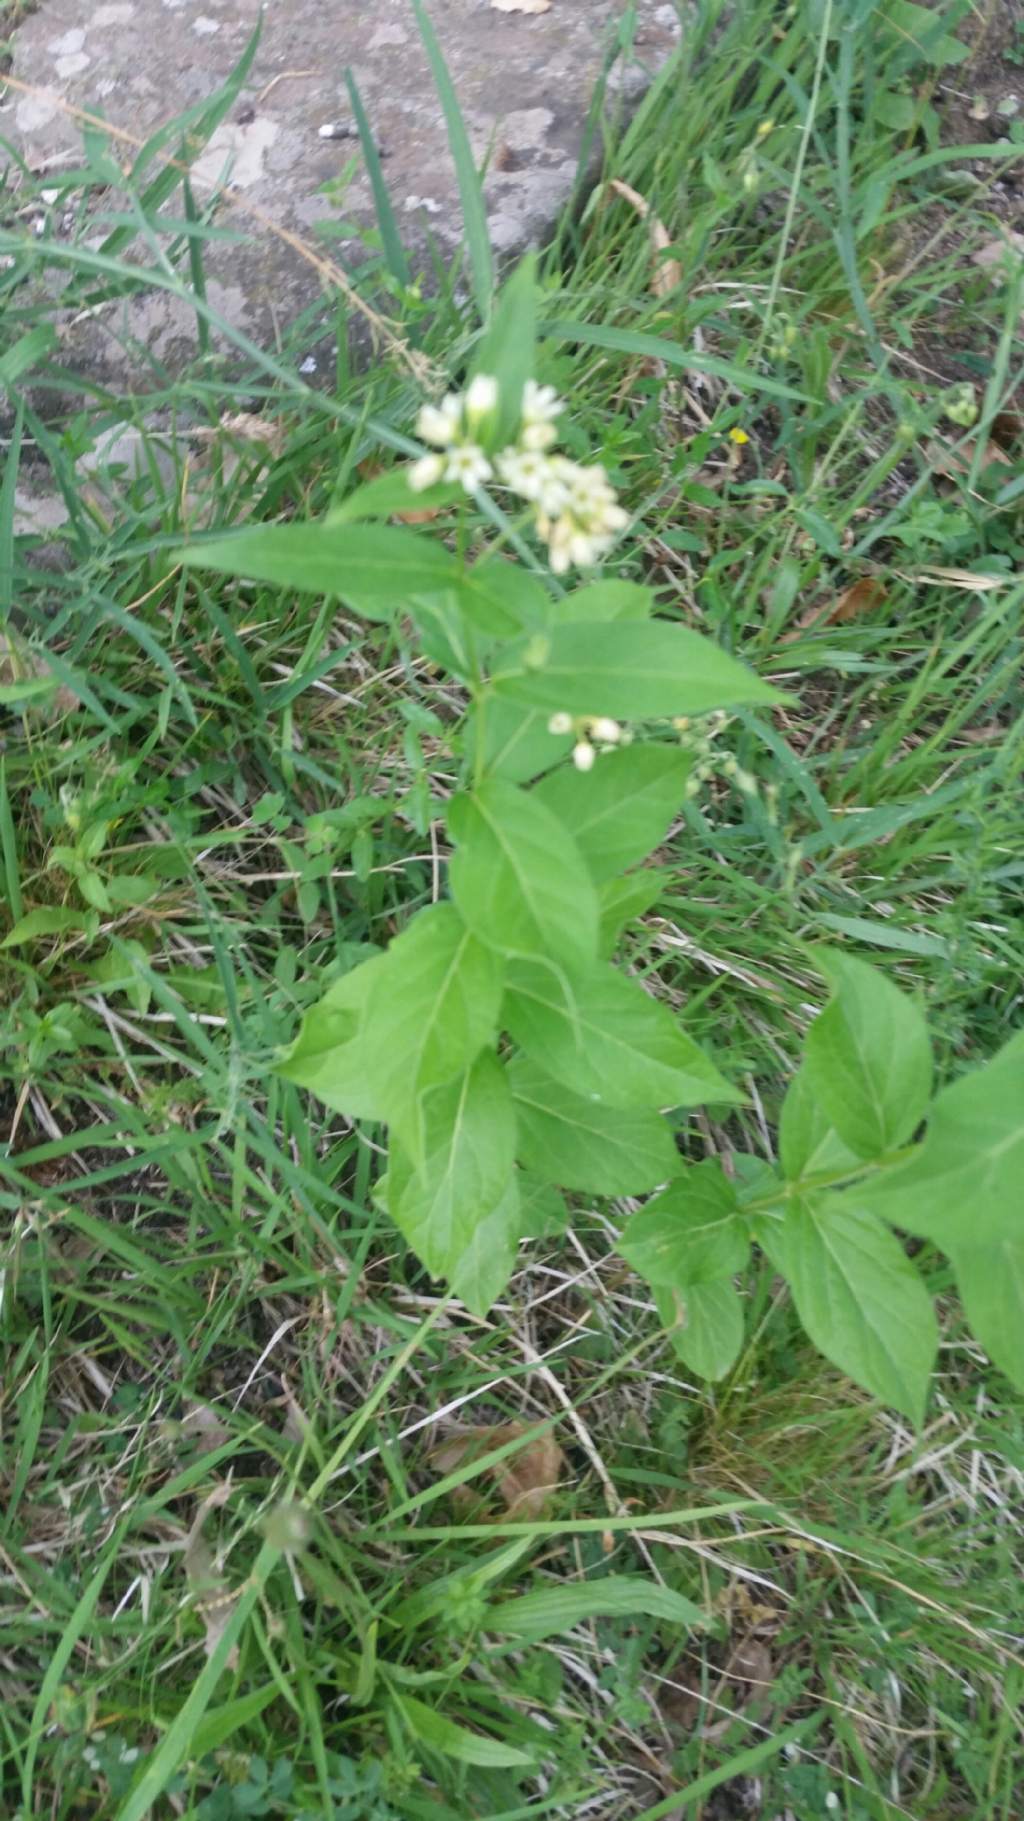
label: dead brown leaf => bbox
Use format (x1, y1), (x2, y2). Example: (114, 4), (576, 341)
(184, 1481), (239, 1668)
(0, 634), (80, 717)
(180, 1401), (232, 1456)
(491, 0), (551, 12)
(972, 229), (1024, 269)
(608, 178), (682, 298)
(431, 1422), (565, 1520)
(826, 576), (888, 624)
(927, 435), (1012, 479)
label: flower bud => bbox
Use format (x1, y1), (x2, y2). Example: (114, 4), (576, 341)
(590, 717), (621, 745)
(465, 373), (499, 423)
(572, 740), (596, 772)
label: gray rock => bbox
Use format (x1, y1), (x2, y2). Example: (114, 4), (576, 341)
(4, 0), (681, 380)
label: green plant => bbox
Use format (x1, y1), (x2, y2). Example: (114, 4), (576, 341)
(179, 262), (1023, 1427)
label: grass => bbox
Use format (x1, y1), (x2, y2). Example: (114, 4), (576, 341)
(1, 0), (1023, 1815)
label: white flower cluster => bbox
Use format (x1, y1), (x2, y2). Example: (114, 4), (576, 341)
(409, 376), (628, 574)
(548, 710), (626, 773)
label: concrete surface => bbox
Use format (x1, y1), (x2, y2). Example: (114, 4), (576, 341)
(4, 0), (682, 382)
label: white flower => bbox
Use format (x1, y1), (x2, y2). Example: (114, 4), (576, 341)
(445, 443), (492, 491)
(572, 740), (596, 772)
(523, 379), (563, 426)
(590, 717), (621, 745)
(408, 453), (446, 492)
(465, 373), (499, 423)
(547, 711), (573, 735)
(497, 446), (554, 502)
(416, 394), (462, 446)
(521, 419), (559, 452)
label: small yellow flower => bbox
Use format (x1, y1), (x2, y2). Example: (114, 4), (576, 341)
(756, 118), (775, 139)
(729, 427), (750, 446)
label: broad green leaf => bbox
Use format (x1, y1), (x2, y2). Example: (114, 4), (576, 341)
(533, 744), (690, 882)
(857, 1033), (1024, 1247)
(449, 780), (598, 968)
(950, 1237), (1024, 1392)
(177, 522), (458, 618)
(327, 469), (463, 523)
(458, 557), (551, 636)
(470, 254), (537, 446)
(393, 1051), (516, 1282)
(619, 1162), (749, 1286)
(517, 1174), (569, 1239)
(778, 1062), (863, 1181)
(509, 1054), (680, 1195)
(465, 696), (573, 784)
(492, 1575), (704, 1643)
(880, 0), (969, 66)
(407, 587), (477, 676)
(559, 579), (653, 623)
(276, 953), (389, 1120)
(762, 1195), (937, 1423)
(655, 1279), (745, 1381)
(448, 1174), (523, 1317)
(2, 906), (93, 947)
(598, 870), (669, 958)
(363, 903), (504, 1132)
(394, 1692), (532, 1770)
(804, 950), (933, 1159)
(503, 958), (740, 1110)
(495, 620), (784, 720)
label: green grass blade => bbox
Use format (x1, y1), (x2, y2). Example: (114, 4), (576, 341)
(345, 67), (411, 289)
(411, 0), (493, 319)
(0, 396), (22, 624)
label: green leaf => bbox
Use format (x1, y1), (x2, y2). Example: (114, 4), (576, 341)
(509, 1054), (680, 1196)
(762, 1195), (937, 1423)
(492, 1575), (704, 1643)
(276, 953), (389, 1121)
(392, 1051), (516, 1282)
(950, 1237), (1024, 1393)
(619, 1162), (749, 1286)
(857, 1032), (1024, 1248)
(880, 0), (969, 66)
(395, 1692), (531, 1770)
(0, 324), (57, 390)
(495, 620), (784, 720)
(327, 469), (462, 523)
(541, 317), (810, 401)
(598, 870), (669, 958)
(344, 66), (410, 289)
(448, 1174), (523, 1317)
(778, 1062), (863, 1181)
(0, 676), (59, 707)
(559, 580), (653, 623)
(517, 1174), (569, 1239)
(471, 255), (537, 445)
(177, 522), (458, 618)
(449, 781), (598, 968)
(533, 744), (690, 881)
(466, 697), (573, 784)
(654, 1279), (745, 1381)
(2, 906), (93, 947)
(803, 950), (933, 1159)
(190, 1686), (279, 1760)
(411, 0), (493, 320)
(458, 557), (551, 637)
(363, 903), (505, 1136)
(503, 959), (741, 1110)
